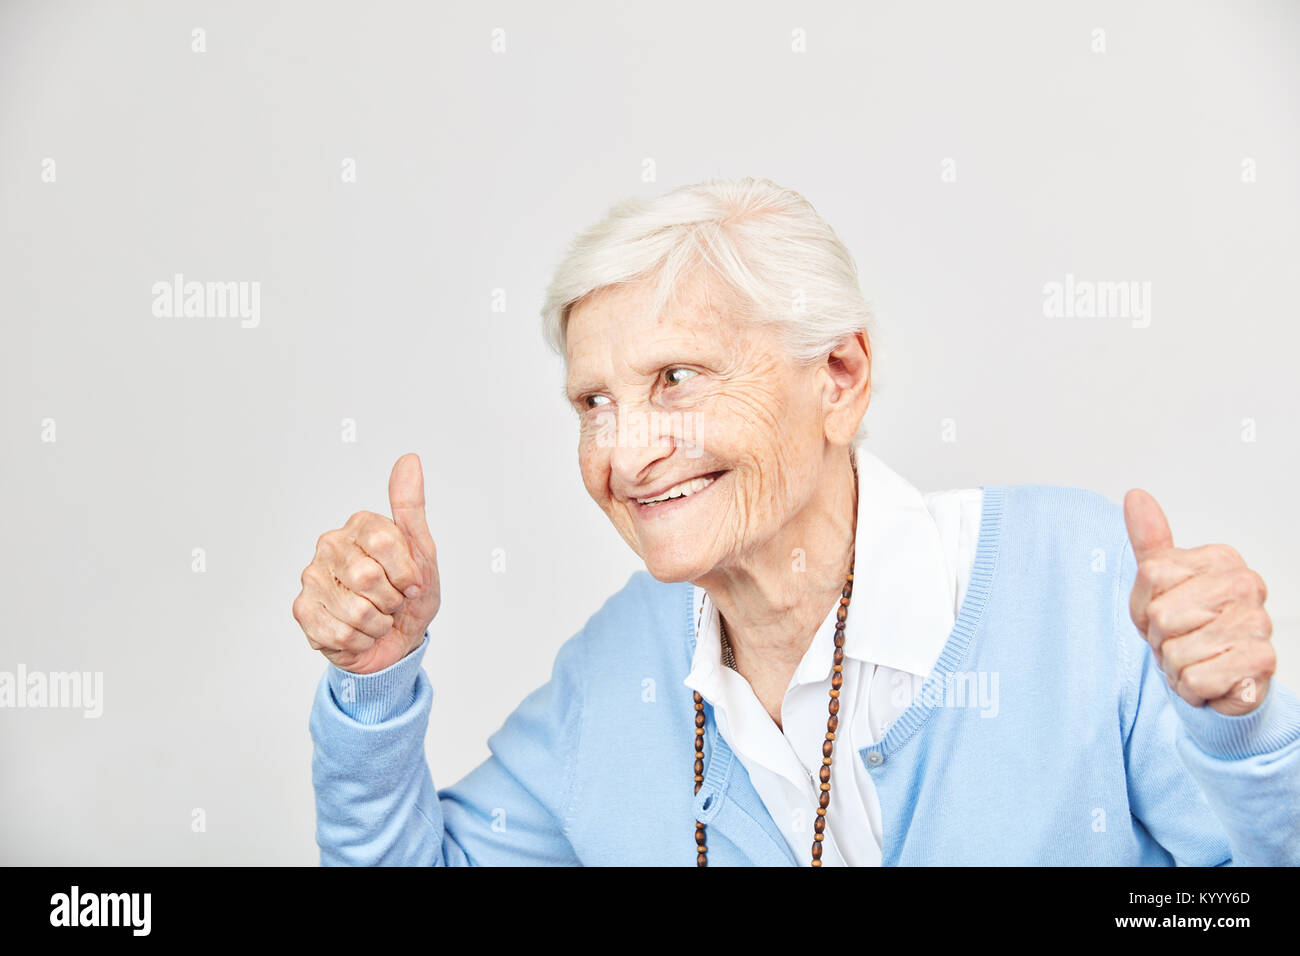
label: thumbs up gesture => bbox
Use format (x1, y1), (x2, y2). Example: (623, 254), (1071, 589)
(293, 454), (442, 674)
(1125, 489), (1274, 715)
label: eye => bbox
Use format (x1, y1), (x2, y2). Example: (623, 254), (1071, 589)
(584, 394), (612, 409)
(663, 367), (698, 387)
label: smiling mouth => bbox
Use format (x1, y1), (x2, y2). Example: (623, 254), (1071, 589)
(632, 470), (728, 507)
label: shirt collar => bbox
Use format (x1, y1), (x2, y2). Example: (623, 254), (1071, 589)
(684, 442), (957, 696)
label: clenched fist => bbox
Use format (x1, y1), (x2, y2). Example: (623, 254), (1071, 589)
(1125, 488), (1275, 716)
(293, 453), (441, 674)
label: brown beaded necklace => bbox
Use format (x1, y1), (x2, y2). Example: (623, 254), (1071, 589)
(692, 558), (856, 867)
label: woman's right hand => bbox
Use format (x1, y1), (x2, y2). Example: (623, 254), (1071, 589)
(293, 453), (441, 674)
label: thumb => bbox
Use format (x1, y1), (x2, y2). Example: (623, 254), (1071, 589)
(388, 453), (434, 558)
(1124, 488), (1174, 562)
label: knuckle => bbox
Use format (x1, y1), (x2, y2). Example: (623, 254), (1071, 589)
(350, 559), (383, 591)
(374, 591), (404, 614)
(1148, 600), (1174, 636)
(358, 522), (398, 556)
(345, 594), (389, 633)
(1211, 542), (1242, 566)
(1256, 644), (1277, 677)
(1248, 606), (1272, 640)
(302, 564), (328, 596)
(300, 562), (320, 591)
(391, 563), (417, 589)
(1243, 569), (1267, 603)
(315, 529), (340, 556)
(341, 592), (370, 626)
(351, 597), (382, 629)
(1228, 569), (1253, 602)
(1182, 669), (1212, 699)
(327, 615), (356, 647)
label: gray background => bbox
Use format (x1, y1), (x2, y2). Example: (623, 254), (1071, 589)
(2, 0), (1297, 864)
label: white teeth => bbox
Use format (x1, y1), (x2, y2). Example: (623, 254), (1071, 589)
(637, 475), (716, 505)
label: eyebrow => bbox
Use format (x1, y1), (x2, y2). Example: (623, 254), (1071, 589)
(562, 346), (714, 404)
(562, 379), (600, 403)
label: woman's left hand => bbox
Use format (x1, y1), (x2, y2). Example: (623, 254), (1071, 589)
(1125, 488), (1275, 716)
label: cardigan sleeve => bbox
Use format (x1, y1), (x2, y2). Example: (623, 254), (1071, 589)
(309, 631), (586, 866)
(1115, 536), (1300, 866)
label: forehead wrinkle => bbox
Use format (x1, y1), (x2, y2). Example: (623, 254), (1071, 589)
(564, 275), (736, 397)
(624, 321), (725, 378)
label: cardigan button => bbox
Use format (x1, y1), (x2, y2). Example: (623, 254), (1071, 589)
(865, 751), (884, 767)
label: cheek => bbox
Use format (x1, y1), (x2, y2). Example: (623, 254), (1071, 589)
(777, 368), (822, 421)
(734, 414), (817, 512)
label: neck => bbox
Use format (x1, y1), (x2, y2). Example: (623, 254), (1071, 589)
(697, 445), (858, 687)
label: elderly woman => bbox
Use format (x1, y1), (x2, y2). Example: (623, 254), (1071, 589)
(296, 178), (1299, 866)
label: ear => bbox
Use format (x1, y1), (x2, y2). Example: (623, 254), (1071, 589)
(821, 331), (872, 446)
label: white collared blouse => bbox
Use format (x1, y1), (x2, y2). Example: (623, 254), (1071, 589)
(684, 445), (982, 865)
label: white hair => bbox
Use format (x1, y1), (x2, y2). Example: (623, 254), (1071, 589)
(540, 176), (875, 444)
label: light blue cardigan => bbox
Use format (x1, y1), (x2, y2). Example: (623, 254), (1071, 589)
(309, 484), (1300, 865)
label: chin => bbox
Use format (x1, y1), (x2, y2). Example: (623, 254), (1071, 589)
(639, 547), (711, 584)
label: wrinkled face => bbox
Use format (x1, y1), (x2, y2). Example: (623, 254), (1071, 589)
(564, 274), (835, 582)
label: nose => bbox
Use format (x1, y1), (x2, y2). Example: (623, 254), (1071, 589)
(608, 407), (677, 493)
